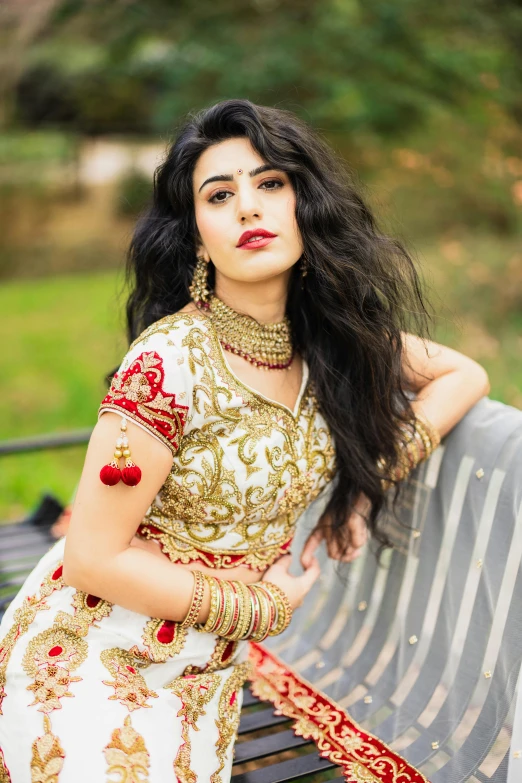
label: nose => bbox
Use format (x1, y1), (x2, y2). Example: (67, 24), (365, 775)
(236, 182), (262, 221)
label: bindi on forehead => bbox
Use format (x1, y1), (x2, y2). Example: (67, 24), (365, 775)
(196, 163), (278, 194)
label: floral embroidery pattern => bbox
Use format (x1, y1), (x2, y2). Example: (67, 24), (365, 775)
(0, 564), (64, 714)
(103, 715), (150, 783)
(101, 648), (158, 711)
(211, 661), (251, 783)
(141, 617), (187, 663)
(22, 613), (89, 714)
(30, 715), (65, 783)
(99, 351), (189, 454)
(249, 644), (429, 783)
(166, 672), (222, 783)
(21, 583), (113, 717)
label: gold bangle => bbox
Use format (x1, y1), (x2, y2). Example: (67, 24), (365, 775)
(259, 581), (293, 636)
(200, 575), (220, 633)
(228, 581), (251, 641)
(415, 413), (441, 451)
(180, 570), (206, 628)
(238, 580), (254, 640)
(218, 580), (236, 636)
(249, 584), (271, 642)
(245, 585), (258, 639)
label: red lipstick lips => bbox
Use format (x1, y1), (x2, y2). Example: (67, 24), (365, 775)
(236, 229), (277, 249)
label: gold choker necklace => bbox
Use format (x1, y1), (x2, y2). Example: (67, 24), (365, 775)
(199, 295), (293, 370)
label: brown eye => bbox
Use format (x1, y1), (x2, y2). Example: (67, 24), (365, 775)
(208, 178), (283, 205)
(208, 189), (233, 204)
(260, 179), (284, 191)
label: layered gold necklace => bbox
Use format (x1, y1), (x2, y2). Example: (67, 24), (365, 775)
(200, 294), (294, 370)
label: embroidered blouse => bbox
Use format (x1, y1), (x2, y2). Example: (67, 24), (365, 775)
(98, 312), (336, 570)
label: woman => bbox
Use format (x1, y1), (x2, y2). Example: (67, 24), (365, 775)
(0, 99), (489, 782)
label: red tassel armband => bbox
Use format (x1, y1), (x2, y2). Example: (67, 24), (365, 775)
(99, 416), (142, 487)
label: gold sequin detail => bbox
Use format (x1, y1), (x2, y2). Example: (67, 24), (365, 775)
(211, 661), (252, 783)
(103, 715), (150, 782)
(183, 638), (240, 676)
(71, 590), (113, 627)
(22, 612), (89, 714)
(0, 748), (11, 783)
(0, 565), (65, 713)
(134, 313), (335, 571)
(30, 715), (65, 783)
(101, 648), (159, 711)
(141, 618), (187, 663)
(166, 672), (222, 783)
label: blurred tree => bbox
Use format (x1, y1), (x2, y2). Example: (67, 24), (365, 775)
(0, 0), (518, 140)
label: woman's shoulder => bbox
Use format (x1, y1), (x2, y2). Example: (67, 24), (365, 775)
(129, 305), (213, 353)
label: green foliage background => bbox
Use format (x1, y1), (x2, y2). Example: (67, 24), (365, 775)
(0, 0), (521, 519)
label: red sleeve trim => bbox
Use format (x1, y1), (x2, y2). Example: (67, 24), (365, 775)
(98, 351), (189, 455)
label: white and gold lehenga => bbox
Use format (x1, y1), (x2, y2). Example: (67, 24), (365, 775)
(0, 311), (336, 782)
(3, 310), (522, 783)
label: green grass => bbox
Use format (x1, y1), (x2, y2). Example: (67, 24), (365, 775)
(0, 270), (127, 521)
(0, 236), (520, 521)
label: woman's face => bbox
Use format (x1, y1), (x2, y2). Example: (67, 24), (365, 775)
(192, 137), (303, 285)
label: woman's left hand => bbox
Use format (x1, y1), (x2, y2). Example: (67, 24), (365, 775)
(300, 492), (370, 566)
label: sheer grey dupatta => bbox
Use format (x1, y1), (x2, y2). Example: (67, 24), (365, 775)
(265, 397), (522, 783)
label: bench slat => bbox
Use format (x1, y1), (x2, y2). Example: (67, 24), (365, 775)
(234, 729), (311, 763)
(231, 750), (335, 782)
(238, 707), (290, 734)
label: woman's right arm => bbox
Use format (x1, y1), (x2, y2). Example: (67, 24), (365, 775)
(63, 412), (211, 624)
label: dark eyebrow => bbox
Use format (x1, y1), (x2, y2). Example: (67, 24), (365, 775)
(198, 163), (278, 193)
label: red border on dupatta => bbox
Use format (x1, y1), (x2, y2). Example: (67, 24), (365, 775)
(248, 643), (430, 783)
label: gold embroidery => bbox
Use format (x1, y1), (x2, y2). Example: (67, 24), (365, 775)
(101, 648), (158, 711)
(0, 747), (11, 783)
(71, 590), (113, 627)
(103, 715), (150, 783)
(249, 644), (429, 783)
(183, 638), (240, 676)
(166, 672), (222, 783)
(211, 662), (252, 783)
(137, 523), (293, 571)
(133, 312), (335, 572)
(99, 348), (189, 455)
(22, 613), (89, 714)
(30, 715), (65, 783)
(141, 617), (187, 663)
(0, 565), (65, 714)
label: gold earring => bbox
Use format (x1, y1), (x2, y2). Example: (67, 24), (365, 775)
(301, 254), (308, 278)
(189, 255), (210, 304)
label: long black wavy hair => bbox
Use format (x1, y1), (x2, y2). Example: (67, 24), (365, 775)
(125, 98), (433, 553)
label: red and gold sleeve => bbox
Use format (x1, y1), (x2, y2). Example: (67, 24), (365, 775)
(97, 329), (191, 485)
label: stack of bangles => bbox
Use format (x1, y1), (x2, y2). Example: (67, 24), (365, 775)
(179, 570), (293, 642)
(377, 412), (441, 490)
